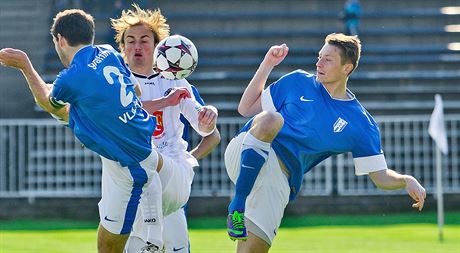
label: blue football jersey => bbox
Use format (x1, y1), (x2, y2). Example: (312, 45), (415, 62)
(180, 85), (205, 142)
(240, 70), (387, 200)
(51, 45), (155, 166)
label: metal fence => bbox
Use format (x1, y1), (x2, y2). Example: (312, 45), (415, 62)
(1, 115), (459, 198)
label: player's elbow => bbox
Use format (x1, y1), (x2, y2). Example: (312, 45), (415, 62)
(238, 99), (263, 118)
(238, 104), (253, 118)
(237, 107), (246, 117)
(211, 128), (221, 147)
(36, 100), (55, 115)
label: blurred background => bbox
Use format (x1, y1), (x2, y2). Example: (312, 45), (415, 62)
(0, 0), (459, 221)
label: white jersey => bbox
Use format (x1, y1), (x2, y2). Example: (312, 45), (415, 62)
(134, 72), (209, 167)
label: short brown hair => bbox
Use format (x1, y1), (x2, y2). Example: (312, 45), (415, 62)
(50, 9), (95, 46)
(111, 4), (170, 53)
(325, 33), (361, 75)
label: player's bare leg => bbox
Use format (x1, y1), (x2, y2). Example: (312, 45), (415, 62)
(236, 232), (270, 253)
(97, 224), (129, 253)
(249, 111), (284, 142)
(228, 111), (284, 240)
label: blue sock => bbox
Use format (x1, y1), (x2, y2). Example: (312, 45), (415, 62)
(229, 133), (270, 214)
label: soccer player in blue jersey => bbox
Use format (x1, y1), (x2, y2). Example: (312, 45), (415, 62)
(225, 33), (426, 252)
(0, 9), (188, 253)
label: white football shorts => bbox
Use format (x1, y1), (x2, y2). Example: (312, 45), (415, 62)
(225, 132), (290, 245)
(158, 153), (195, 216)
(98, 150), (159, 235)
(128, 153), (194, 246)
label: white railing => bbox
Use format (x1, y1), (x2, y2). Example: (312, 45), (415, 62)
(0, 115), (459, 198)
(0, 120), (101, 197)
(337, 114), (460, 195)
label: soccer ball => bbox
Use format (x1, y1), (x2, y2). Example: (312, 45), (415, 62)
(154, 35), (198, 80)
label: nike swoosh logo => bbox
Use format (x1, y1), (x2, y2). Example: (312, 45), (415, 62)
(228, 229), (245, 235)
(241, 164), (255, 169)
(104, 216), (117, 222)
(300, 96), (314, 102)
(173, 246), (185, 252)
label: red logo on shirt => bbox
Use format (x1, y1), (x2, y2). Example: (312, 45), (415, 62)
(153, 111), (164, 137)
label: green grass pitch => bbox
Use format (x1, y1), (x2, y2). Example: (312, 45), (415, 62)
(1, 212), (459, 253)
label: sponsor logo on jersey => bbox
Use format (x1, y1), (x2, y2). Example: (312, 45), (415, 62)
(299, 96), (314, 102)
(88, 50), (110, 70)
(153, 111), (165, 137)
(333, 117), (348, 133)
(164, 88), (174, 96)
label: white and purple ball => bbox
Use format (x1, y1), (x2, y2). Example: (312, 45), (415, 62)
(154, 35), (198, 80)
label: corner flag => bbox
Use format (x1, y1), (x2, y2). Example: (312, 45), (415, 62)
(428, 94), (448, 242)
(428, 94), (448, 154)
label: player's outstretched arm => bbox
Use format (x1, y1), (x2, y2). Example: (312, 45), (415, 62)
(369, 169), (426, 211)
(0, 48), (69, 121)
(142, 87), (191, 114)
(190, 128), (221, 160)
(238, 44), (289, 117)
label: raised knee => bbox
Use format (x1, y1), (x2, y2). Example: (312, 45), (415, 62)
(252, 111), (284, 136)
(258, 111), (283, 129)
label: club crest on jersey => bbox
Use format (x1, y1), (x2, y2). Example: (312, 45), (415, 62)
(164, 88), (174, 96)
(152, 111), (165, 138)
(333, 117), (348, 133)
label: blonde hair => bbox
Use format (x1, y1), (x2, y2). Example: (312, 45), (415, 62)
(325, 33), (361, 75)
(111, 4), (170, 53)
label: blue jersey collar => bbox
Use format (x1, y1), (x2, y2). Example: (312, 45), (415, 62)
(69, 44), (93, 66)
(320, 83), (356, 102)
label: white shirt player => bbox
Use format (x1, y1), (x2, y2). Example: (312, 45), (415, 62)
(134, 72), (211, 167)
(125, 71), (211, 252)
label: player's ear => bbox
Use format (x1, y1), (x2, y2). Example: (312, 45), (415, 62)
(57, 34), (68, 48)
(343, 63), (353, 76)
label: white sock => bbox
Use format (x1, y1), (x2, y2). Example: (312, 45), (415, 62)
(140, 171), (163, 248)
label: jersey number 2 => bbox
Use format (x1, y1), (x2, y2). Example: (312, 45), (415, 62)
(103, 66), (133, 107)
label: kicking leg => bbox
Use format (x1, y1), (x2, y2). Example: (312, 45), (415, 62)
(227, 111), (283, 240)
